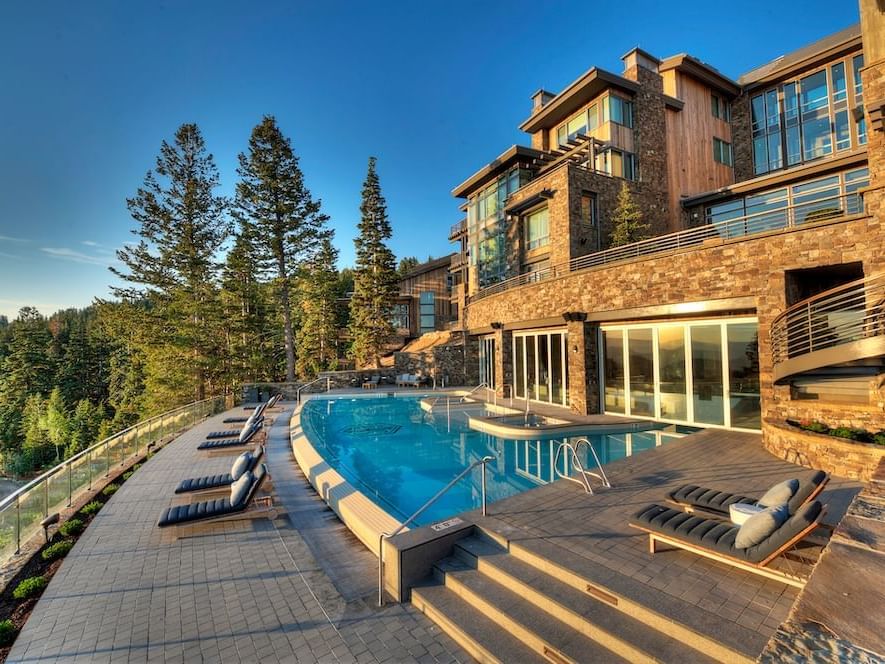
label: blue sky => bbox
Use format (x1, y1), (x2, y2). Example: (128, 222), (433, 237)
(0, 0), (859, 320)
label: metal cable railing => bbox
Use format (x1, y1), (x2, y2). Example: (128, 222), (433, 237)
(771, 272), (885, 365)
(469, 192), (864, 304)
(0, 395), (228, 564)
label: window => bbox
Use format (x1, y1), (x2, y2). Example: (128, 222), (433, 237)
(713, 138), (733, 166)
(419, 291), (435, 333)
(597, 149), (637, 180)
(606, 95), (633, 127)
(711, 93), (730, 121)
(513, 330), (569, 406)
(524, 207), (549, 250)
(390, 303), (409, 331)
(580, 193), (597, 229)
(556, 104), (600, 146)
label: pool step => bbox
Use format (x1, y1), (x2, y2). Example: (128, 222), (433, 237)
(490, 530), (760, 663)
(410, 583), (548, 664)
(454, 535), (720, 664)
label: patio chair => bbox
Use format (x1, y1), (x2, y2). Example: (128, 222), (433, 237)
(158, 464), (275, 530)
(666, 470), (829, 517)
(362, 375), (380, 389)
(629, 500), (826, 587)
(198, 422), (262, 452)
(174, 445), (265, 495)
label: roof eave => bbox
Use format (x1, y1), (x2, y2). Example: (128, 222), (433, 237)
(451, 145), (543, 199)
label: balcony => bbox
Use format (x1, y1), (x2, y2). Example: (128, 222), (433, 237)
(449, 218), (467, 240)
(449, 252), (465, 270)
(468, 191), (865, 304)
(771, 272), (885, 383)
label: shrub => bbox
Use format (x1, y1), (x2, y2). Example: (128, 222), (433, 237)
(801, 421), (830, 434)
(80, 501), (102, 516)
(12, 576), (47, 600)
(122, 470), (134, 481)
(41, 540), (73, 562)
(101, 483), (119, 497)
(830, 427), (862, 441)
(59, 518), (85, 537)
(874, 432), (885, 447)
(0, 619), (16, 647)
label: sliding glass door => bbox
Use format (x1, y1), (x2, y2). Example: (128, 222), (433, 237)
(512, 330), (569, 406)
(478, 336), (496, 389)
(600, 318), (760, 431)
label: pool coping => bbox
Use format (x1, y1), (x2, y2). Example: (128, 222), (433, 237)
(290, 397), (406, 555)
(465, 413), (665, 439)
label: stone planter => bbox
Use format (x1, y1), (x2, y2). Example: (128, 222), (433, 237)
(762, 419), (885, 482)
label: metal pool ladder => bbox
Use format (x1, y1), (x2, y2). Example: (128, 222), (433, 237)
(377, 454), (496, 606)
(459, 382), (488, 403)
(553, 438), (611, 495)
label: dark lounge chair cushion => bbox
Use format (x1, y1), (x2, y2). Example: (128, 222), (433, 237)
(757, 479), (799, 508)
(631, 501), (822, 564)
(205, 429), (240, 440)
(666, 485), (757, 512)
(788, 470), (827, 513)
(230, 472), (252, 507)
(230, 452), (253, 481)
(735, 504), (789, 548)
(158, 497), (235, 527)
(174, 473), (233, 494)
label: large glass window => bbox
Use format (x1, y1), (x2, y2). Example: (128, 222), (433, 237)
(513, 330), (568, 406)
(597, 149), (637, 181)
(524, 207), (549, 251)
(602, 319), (758, 430)
(603, 330), (625, 413)
(690, 325), (724, 425)
(479, 336), (496, 389)
(390, 303), (409, 331)
(627, 329), (654, 416)
(658, 326), (687, 421)
(557, 103), (600, 146)
(606, 95), (634, 128)
(727, 324), (760, 429)
(419, 292), (435, 333)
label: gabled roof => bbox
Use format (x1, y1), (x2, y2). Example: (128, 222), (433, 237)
(518, 67), (640, 134)
(738, 24), (862, 89)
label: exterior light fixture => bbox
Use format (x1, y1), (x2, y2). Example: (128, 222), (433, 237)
(490, 322), (504, 330)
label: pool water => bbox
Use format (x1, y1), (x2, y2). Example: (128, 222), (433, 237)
(300, 396), (678, 526)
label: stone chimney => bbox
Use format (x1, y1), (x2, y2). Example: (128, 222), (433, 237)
(859, 0), (885, 218)
(531, 89), (556, 113)
(621, 47), (661, 74)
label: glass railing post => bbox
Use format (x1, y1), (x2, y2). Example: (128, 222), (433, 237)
(105, 440), (110, 477)
(67, 462), (72, 507)
(44, 478), (48, 518)
(15, 495), (21, 554)
(88, 450), (93, 489)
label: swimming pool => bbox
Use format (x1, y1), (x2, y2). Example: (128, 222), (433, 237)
(300, 396), (678, 526)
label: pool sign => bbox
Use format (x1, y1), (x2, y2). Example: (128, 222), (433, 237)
(431, 517), (464, 532)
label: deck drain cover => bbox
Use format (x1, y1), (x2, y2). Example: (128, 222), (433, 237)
(340, 424), (401, 436)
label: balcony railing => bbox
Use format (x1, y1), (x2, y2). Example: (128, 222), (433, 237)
(449, 218), (467, 240)
(449, 252), (465, 269)
(468, 192), (864, 304)
(0, 395), (228, 566)
(771, 272), (885, 378)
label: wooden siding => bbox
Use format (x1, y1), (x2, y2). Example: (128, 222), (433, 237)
(663, 70), (734, 232)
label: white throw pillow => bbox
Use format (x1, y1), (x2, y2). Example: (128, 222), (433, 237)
(757, 479), (800, 508)
(735, 504), (789, 548)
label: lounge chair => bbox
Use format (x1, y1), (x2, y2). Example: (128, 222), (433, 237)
(174, 446), (265, 495)
(208, 403), (266, 438)
(629, 500), (826, 587)
(666, 470), (829, 517)
(362, 375), (380, 389)
(158, 464), (275, 530)
(222, 416), (250, 424)
(198, 422), (261, 451)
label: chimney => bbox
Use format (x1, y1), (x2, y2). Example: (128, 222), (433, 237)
(621, 47), (661, 74)
(531, 89), (556, 113)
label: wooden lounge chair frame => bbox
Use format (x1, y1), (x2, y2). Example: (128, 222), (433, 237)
(631, 506), (827, 588)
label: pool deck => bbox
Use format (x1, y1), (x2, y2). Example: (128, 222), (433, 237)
(7, 403), (469, 663)
(456, 428), (861, 659)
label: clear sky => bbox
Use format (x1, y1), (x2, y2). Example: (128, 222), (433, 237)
(0, 0), (860, 320)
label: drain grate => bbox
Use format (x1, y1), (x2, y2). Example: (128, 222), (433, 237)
(340, 424), (402, 436)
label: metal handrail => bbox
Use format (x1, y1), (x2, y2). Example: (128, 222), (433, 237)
(771, 272), (885, 364)
(296, 376), (331, 403)
(460, 382), (488, 403)
(449, 218), (467, 239)
(377, 455), (496, 606)
(553, 438), (611, 495)
(469, 191), (865, 304)
(0, 394), (227, 559)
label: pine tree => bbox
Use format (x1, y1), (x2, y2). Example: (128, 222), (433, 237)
(113, 123), (229, 406)
(297, 236), (341, 377)
(397, 256), (419, 277)
(609, 182), (649, 247)
(44, 387), (69, 461)
(349, 157), (398, 368)
(234, 115), (330, 381)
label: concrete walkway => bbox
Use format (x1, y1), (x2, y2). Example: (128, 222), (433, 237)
(8, 404), (468, 663)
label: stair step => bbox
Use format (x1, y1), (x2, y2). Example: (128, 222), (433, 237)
(455, 536), (720, 664)
(436, 557), (628, 664)
(411, 583), (548, 664)
(499, 533), (762, 662)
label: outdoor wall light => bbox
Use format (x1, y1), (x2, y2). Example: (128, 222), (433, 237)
(490, 321), (504, 330)
(562, 311), (586, 323)
(572, 344), (579, 354)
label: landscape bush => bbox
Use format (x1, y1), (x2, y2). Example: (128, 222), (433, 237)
(0, 619), (17, 647)
(41, 540), (73, 562)
(101, 483), (119, 496)
(80, 501), (102, 516)
(58, 518), (85, 537)
(12, 576), (47, 600)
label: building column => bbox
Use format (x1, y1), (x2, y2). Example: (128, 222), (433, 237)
(566, 315), (600, 415)
(493, 328), (512, 398)
(463, 334), (479, 387)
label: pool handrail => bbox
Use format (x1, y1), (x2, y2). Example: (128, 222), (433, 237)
(553, 438), (611, 495)
(459, 382), (488, 403)
(295, 376), (331, 402)
(377, 454), (496, 606)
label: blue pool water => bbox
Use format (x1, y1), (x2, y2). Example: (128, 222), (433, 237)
(300, 396), (678, 526)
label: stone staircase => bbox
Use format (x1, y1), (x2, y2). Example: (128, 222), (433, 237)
(411, 530), (752, 664)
